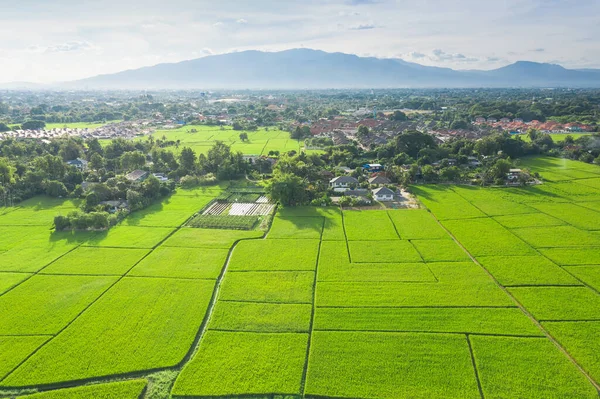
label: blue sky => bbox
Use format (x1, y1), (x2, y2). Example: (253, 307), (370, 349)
(1, 0), (599, 83)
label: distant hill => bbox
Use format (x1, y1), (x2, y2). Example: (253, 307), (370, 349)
(21, 49), (600, 89)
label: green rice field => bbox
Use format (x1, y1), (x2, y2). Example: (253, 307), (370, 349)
(1, 155), (600, 398)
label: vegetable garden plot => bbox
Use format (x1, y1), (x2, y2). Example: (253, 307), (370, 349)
(42, 247), (149, 276)
(470, 336), (598, 399)
(1, 278), (215, 387)
(0, 272), (31, 295)
(543, 321), (600, 383)
(129, 246), (228, 279)
(16, 380), (147, 399)
(442, 218), (537, 256)
(493, 213), (565, 229)
(387, 209), (449, 240)
(476, 256), (579, 286)
(186, 214), (259, 230)
(564, 266), (600, 291)
(349, 240), (423, 263)
(305, 331), (481, 399)
(530, 202), (600, 231)
(83, 226), (175, 249)
(411, 185), (486, 220)
(267, 216), (323, 239)
(173, 331), (307, 397)
(219, 271), (314, 304)
(228, 239), (319, 271)
(0, 275), (116, 335)
(210, 302), (312, 333)
(0, 336), (50, 380)
(511, 226), (600, 248)
(161, 227), (263, 249)
(316, 281), (513, 307)
(508, 287), (600, 321)
(343, 210), (399, 240)
(539, 247), (600, 265)
(411, 239), (470, 262)
(314, 307), (541, 336)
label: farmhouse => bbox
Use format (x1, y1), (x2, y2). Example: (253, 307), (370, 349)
(363, 163), (383, 172)
(372, 187), (395, 202)
(329, 176), (359, 192)
(368, 176), (391, 186)
(126, 170), (150, 183)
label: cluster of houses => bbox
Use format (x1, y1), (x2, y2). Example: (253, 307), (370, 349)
(0, 121), (153, 142)
(474, 117), (593, 134)
(328, 163), (400, 204)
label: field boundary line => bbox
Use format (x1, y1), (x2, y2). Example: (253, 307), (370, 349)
(340, 209), (352, 263)
(312, 329), (545, 338)
(386, 210), (402, 239)
(466, 334), (485, 399)
(300, 218), (325, 397)
(426, 205), (600, 391)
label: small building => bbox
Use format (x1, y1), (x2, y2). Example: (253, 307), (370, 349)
(372, 187), (395, 202)
(329, 176), (359, 192)
(344, 189), (372, 203)
(126, 170), (150, 183)
(487, 118), (498, 123)
(475, 117), (486, 124)
(99, 200), (128, 213)
(152, 173), (169, 182)
(368, 176), (391, 186)
(447, 158), (457, 166)
(335, 166), (353, 174)
(363, 163), (383, 172)
(66, 158), (89, 171)
(507, 169), (522, 181)
(500, 118), (511, 123)
(467, 157), (481, 168)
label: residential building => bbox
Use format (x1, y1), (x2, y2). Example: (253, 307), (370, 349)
(507, 169), (522, 181)
(126, 170), (150, 183)
(329, 176), (359, 192)
(372, 187), (395, 202)
(368, 176), (391, 186)
(66, 158), (89, 171)
(363, 163), (383, 172)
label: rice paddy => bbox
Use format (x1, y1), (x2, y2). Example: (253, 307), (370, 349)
(1, 155), (599, 398)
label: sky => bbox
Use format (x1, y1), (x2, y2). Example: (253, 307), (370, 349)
(1, 0), (599, 83)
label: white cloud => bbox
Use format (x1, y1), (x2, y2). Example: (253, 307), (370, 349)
(349, 23), (377, 30)
(236, 18), (248, 24)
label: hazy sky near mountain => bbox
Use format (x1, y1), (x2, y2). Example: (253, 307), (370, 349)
(1, 0), (599, 83)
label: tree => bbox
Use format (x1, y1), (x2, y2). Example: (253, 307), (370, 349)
(0, 158), (16, 185)
(390, 111), (408, 121)
(239, 132), (249, 142)
(264, 172), (308, 206)
(21, 120), (46, 130)
(0, 123), (10, 132)
(395, 131), (437, 159)
(178, 147), (197, 174)
(90, 153), (105, 170)
(291, 126), (311, 140)
(356, 125), (370, 141)
(34, 155), (66, 180)
(120, 151), (146, 172)
(59, 139), (84, 161)
(450, 120), (469, 130)
(45, 180), (68, 197)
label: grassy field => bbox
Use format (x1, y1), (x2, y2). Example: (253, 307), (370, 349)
(1, 156), (600, 398)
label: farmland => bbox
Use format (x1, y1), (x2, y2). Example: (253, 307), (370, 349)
(1, 156), (600, 398)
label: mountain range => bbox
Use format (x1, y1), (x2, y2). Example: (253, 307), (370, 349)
(5, 49), (600, 89)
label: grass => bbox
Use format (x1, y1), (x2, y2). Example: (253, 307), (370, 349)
(228, 239), (319, 271)
(316, 281), (513, 307)
(343, 210), (399, 240)
(508, 287), (600, 321)
(476, 255), (580, 286)
(172, 331), (307, 397)
(411, 239), (470, 262)
(0, 240), (81, 273)
(15, 380), (147, 399)
(2, 278), (215, 386)
(539, 248), (600, 265)
(387, 209), (449, 239)
(313, 307), (542, 336)
(267, 216), (323, 239)
(0, 275), (116, 335)
(349, 240), (423, 263)
(564, 266), (600, 291)
(442, 218), (537, 256)
(210, 302), (312, 332)
(411, 185), (486, 220)
(161, 227), (263, 249)
(305, 331), (481, 399)
(42, 247), (150, 276)
(219, 271), (314, 304)
(470, 335), (598, 399)
(543, 321), (600, 383)
(84, 226), (175, 249)
(129, 246), (228, 279)
(0, 336), (50, 380)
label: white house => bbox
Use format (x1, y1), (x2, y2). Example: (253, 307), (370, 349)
(66, 158), (89, 171)
(329, 176), (359, 192)
(372, 187), (395, 202)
